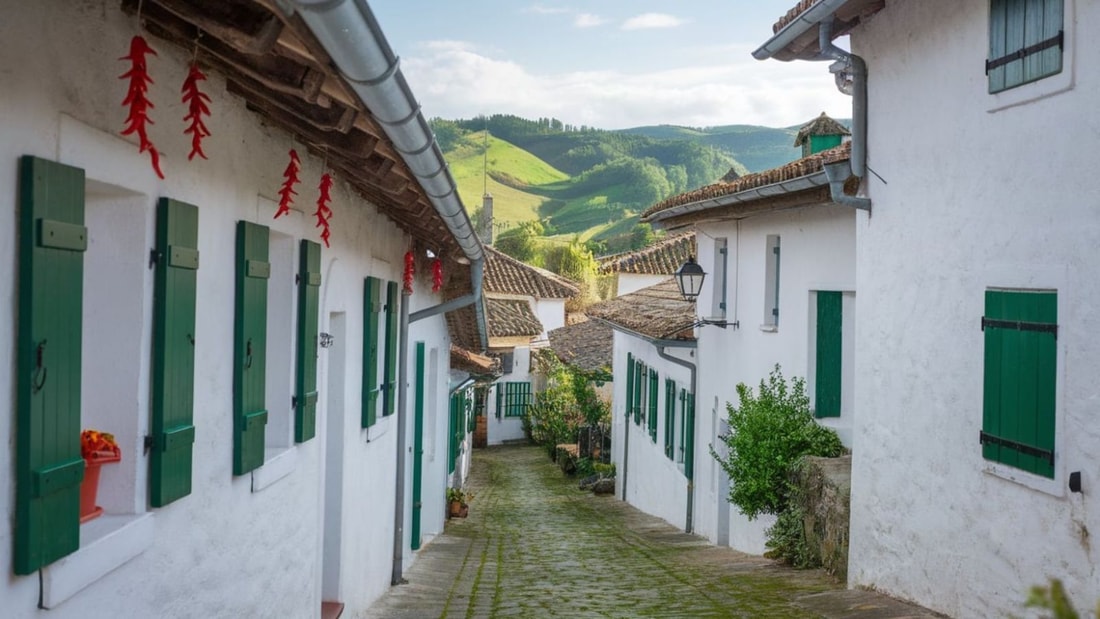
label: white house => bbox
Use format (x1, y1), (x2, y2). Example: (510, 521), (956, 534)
(588, 279), (698, 531)
(474, 246), (579, 445)
(2, 1), (485, 617)
(598, 231), (696, 297)
(641, 125), (858, 554)
(754, 0), (1100, 616)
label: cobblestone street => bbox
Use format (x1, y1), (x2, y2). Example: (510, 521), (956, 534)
(363, 446), (940, 619)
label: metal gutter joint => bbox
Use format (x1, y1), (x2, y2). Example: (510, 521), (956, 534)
(824, 161), (870, 211)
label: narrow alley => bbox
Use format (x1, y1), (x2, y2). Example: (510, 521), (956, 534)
(364, 446), (940, 619)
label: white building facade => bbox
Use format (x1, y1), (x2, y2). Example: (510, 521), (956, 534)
(2, 2), (481, 617)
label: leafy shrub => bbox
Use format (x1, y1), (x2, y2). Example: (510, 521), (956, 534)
(1025, 579), (1099, 619)
(711, 366), (844, 565)
(525, 353), (610, 458)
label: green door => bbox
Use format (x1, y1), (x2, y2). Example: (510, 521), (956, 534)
(234, 221), (269, 475)
(815, 291), (843, 418)
(150, 198), (199, 507)
(15, 156), (87, 574)
(411, 342), (425, 550)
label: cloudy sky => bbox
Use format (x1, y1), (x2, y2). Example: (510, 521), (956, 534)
(371, 1), (851, 130)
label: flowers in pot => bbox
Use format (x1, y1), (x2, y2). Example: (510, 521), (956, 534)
(446, 487), (472, 519)
(80, 429), (121, 523)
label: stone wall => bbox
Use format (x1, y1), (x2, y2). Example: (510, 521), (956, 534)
(794, 455), (852, 581)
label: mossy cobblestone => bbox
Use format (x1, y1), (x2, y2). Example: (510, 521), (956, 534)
(362, 446), (942, 619)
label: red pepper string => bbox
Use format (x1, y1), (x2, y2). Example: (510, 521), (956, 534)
(431, 258), (443, 293)
(273, 150), (301, 219)
(314, 173), (334, 247)
(119, 35), (164, 179)
(403, 251), (416, 294)
(181, 62), (211, 161)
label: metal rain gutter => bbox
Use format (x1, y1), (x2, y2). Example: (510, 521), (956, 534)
(645, 170), (830, 225)
(752, 0), (851, 61)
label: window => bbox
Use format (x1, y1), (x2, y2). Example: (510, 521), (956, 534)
(664, 378), (677, 460)
(763, 235), (781, 328)
(498, 381), (532, 417)
(647, 369), (659, 442)
(988, 0), (1063, 93)
(712, 238), (728, 320)
(981, 288), (1057, 478)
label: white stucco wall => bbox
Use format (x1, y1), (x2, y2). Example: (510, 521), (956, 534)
(486, 347), (534, 445)
(688, 205), (856, 555)
(0, 3), (458, 617)
(617, 273), (669, 297)
(847, 1), (1100, 616)
(610, 331), (695, 531)
(535, 298), (567, 338)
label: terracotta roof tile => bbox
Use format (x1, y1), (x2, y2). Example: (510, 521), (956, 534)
(548, 317), (614, 373)
(450, 344), (499, 376)
(447, 301), (486, 352)
(598, 232), (696, 275)
(587, 278), (696, 341)
(487, 298), (543, 338)
(484, 246), (580, 299)
(642, 141), (850, 221)
(795, 112), (850, 147)
(774, 0), (822, 33)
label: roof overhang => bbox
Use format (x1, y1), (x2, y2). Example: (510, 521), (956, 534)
(645, 170), (832, 229)
(752, 0), (885, 61)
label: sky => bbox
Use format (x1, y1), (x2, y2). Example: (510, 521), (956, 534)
(370, 1), (852, 131)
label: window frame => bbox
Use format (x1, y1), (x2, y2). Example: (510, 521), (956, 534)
(987, 0), (1064, 94)
(987, 0), (1074, 112)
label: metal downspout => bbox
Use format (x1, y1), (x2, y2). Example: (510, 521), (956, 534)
(656, 345), (697, 534)
(391, 288), (411, 585)
(816, 20), (871, 211)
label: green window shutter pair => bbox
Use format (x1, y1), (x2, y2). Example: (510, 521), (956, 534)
(500, 382), (531, 417)
(815, 291), (843, 418)
(362, 276), (383, 427)
(15, 156), (87, 574)
(295, 241), (321, 443)
(663, 379), (676, 459)
(988, 0), (1064, 93)
(234, 222), (270, 475)
(981, 289), (1057, 478)
(629, 354), (638, 422)
(647, 370), (658, 442)
(382, 281), (399, 417)
(151, 199), (200, 507)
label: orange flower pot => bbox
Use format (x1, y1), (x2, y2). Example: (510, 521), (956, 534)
(80, 450), (121, 524)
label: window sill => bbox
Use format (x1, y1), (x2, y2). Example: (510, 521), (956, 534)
(41, 512), (155, 609)
(252, 446), (298, 492)
(759, 324), (778, 333)
(982, 461), (1063, 498)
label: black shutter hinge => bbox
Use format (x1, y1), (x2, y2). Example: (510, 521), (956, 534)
(143, 435), (155, 454)
(980, 430), (1054, 466)
(981, 316), (1058, 339)
(986, 30), (1064, 74)
(149, 249), (162, 269)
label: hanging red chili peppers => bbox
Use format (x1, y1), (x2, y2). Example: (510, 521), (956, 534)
(403, 251), (416, 294)
(180, 62), (211, 161)
(119, 35), (164, 179)
(273, 150), (301, 220)
(314, 173), (334, 247)
(431, 258), (443, 293)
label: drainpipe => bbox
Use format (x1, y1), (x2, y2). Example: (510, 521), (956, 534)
(390, 288), (411, 586)
(656, 345), (697, 534)
(816, 19), (871, 211)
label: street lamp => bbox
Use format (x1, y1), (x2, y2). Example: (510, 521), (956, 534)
(674, 256), (706, 302)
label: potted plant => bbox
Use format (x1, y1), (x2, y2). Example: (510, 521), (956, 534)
(446, 487), (471, 519)
(80, 429), (121, 523)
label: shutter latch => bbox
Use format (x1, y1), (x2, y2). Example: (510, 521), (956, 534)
(143, 435), (155, 455)
(149, 249), (162, 269)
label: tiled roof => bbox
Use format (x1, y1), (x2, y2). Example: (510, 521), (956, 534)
(446, 300), (487, 352)
(598, 232), (696, 275)
(487, 298), (543, 338)
(795, 112), (850, 147)
(642, 141), (850, 220)
(773, 0), (823, 33)
(587, 278), (696, 341)
(484, 246), (580, 299)
(548, 317), (614, 373)
(450, 344), (499, 376)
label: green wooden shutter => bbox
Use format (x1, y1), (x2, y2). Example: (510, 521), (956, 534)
(648, 369), (658, 442)
(678, 389), (687, 463)
(988, 0), (1064, 93)
(629, 354), (638, 422)
(383, 280), (399, 417)
(295, 240), (321, 443)
(684, 391), (696, 480)
(664, 378), (675, 459)
(982, 289), (1057, 478)
(15, 156), (86, 574)
(815, 291), (843, 418)
(233, 221), (269, 475)
(362, 276), (382, 427)
(495, 383), (503, 419)
(150, 198), (199, 507)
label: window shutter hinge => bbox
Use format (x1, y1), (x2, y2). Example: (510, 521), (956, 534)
(148, 249), (161, 269)
(295, 274), (300, 285)
(719, 247), (727, 255)
(292, 395), (298, 409)
(143, 435), (155, 454)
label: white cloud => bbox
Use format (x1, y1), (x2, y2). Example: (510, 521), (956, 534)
(574, 13), (606, 28)
(404, 41), (852, 130)
(621, 13), (686, 30)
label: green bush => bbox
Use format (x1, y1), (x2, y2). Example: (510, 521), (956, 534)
(1025, 579), (1099, 619)
(711, 366), (844, 565)
(525, 352), (610, 458)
